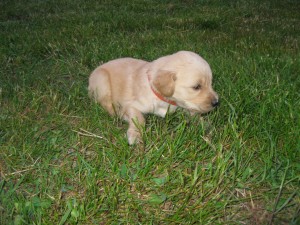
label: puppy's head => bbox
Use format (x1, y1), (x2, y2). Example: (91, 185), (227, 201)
(149, 51), (219, 114)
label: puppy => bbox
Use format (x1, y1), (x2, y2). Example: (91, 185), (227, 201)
(89, 51), (219, 144)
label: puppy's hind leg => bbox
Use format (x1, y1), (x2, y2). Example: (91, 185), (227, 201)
(88, 68), (115, 115)
(123, 107), (145, 145)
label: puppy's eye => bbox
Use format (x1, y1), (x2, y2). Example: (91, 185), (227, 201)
(193, 84), (201, 90)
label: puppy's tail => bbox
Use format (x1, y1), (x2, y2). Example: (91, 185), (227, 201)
(88, 68), (114, 115)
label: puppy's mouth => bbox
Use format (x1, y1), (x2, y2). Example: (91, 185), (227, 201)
(174, 98), (219, 114)
(189, 107), (211, 114)
(177, 103), (206, 114)
(180, 103), (215, 115)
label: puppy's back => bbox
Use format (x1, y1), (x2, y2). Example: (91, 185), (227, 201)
(88, 58), (148, 114)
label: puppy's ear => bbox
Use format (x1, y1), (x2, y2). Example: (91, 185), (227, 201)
(152, 70), (176, 97)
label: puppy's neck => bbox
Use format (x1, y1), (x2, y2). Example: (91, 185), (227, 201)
(147, 74), (177, 106)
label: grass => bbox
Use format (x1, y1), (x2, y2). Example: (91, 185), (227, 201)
(0, 0), (299, 224)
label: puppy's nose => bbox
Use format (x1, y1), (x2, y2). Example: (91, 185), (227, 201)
(211, 99), (219, 107)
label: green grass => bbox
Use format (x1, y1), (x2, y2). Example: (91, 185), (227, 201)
(1, 0), (299, 224)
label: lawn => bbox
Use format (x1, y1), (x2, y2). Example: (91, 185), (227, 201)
(0, 0), (299, 224)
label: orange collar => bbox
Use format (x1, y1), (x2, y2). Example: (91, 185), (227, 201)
(148, 75), (177, 106)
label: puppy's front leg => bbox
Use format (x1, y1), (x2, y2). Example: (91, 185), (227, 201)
(123, 107), (145, 145)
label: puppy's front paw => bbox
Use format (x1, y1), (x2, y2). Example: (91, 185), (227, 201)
(127, 128), (142, 145)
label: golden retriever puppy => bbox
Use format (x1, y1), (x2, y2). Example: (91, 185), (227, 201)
(89, 51), (219, 144)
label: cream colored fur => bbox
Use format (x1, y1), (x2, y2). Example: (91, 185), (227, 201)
(88, 51), (218, 144)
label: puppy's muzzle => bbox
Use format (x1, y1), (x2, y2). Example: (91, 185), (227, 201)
(211, 98), (219, 107)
